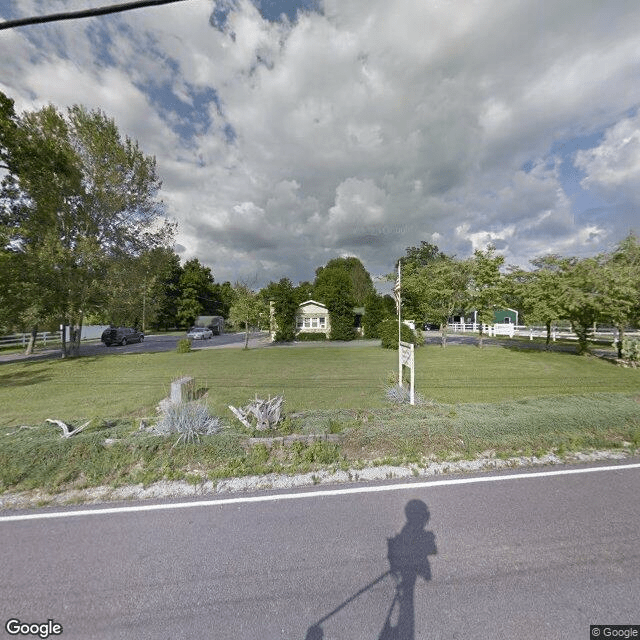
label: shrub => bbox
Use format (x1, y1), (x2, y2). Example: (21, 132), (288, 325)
(176, 338), (192, 353)
(154, 401), (223, 446)
(296, 332), (327, 341)
(379, 318), (418, 349)
(621, 337), (640, 363)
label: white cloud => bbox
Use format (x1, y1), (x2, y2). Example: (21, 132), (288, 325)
(575, 113), (640, 194)
(1, 0), (639, 284)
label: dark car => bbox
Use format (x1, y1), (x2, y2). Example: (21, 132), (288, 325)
(101, 327), (145, 346)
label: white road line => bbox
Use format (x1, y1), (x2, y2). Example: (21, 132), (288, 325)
(1, 462), (639, 523)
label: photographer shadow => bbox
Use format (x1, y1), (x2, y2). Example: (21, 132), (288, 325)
(305, 499), (436, 640)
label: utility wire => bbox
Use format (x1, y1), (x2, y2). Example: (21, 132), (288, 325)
(0, 0), (195, 31)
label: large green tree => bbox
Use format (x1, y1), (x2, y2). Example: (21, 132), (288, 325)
(314, 265), (356, 340)
(318, 256), (375, 306)
(0, 93), (172, 356)
(402, 255), (471, 347)
(397, 241), (448, 321)
(556, 256), (606, 355)
(506, 256), (565, 349)
(176, 258), (219, 329)
(95, 247), (182, 331)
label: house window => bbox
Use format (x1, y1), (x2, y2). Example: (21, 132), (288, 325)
(319, 317), (326, 327)
(297, 318), (304, 328)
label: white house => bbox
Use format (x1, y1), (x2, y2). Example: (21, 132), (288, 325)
(269, 299), (331, 340)
(295, 300), (330, 336)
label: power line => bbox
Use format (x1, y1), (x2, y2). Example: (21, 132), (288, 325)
(0, 0), (195, 31)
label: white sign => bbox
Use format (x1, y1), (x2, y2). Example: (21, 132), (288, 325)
(399, 340), (415, 405)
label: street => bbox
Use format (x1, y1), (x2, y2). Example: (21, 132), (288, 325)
(2, 461), (639, 639)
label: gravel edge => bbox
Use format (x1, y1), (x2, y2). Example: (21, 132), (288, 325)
(1, 448), (636, 510)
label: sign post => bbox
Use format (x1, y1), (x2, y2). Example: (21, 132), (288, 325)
(399, 340), (415, 405)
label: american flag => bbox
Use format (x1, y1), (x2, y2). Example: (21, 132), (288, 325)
(393, 263), (401, 315)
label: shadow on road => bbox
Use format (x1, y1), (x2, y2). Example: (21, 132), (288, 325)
(305, 499), (437, 640)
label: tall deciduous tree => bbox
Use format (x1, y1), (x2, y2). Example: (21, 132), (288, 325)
(602, 234), (640, 357)
(397, 241), (448, 321)
(469, 245), (505, 348)
(319, 256), (375, 306)
(176, 258), (219, 329)
(506, 256), (565, 349)
(262, 278), (298, 342)
(402, 256), (471, 347)
(556, 256), (605, 355)
(0, 93), (172, 356)
(229, 282), (266, 349)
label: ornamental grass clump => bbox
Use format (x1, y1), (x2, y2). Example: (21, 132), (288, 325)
(155, 400), (223, 446)
(385, 384), (425, 405)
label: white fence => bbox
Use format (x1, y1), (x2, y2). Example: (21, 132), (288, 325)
(0, 331), (60, 349)
(0, 325), (110, 349)
(447, 323), (638, 342)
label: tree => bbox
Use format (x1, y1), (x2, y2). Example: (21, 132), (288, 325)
(0, 94), (172, 356)
(228, 282), (266, 349)
(402, 241), (447, 268)
(397, 241), (448, 320)
(318, 256), (375, 306)
(362, 292), (389, 339)
(601, 234), (640, 357)
(506, 256), (564, 349)
(293, 281), (314, 304)
(96, 247), (182, 330)
(469, 245), (505, 348)
(402, 256), (471, 347)
(556, 256), (606, 355)
(176, 258), (218, 329)
(263, 278), (298, 342)
(314, 266), (356, 340)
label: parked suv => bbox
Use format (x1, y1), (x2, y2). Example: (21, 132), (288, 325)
(101, 327), (145, 346)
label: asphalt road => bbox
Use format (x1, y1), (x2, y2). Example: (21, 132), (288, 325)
(2, 461), (639, 639)
(0, 332), (272, 363)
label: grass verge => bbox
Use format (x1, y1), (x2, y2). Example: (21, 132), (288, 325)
(0, 344), (639, 499)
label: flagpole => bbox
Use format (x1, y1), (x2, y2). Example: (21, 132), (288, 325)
(397, 261), (402, 388)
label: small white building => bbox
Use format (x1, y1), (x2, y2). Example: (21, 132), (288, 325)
(269, 299), (331, 340)
(295, 300), (330, 336)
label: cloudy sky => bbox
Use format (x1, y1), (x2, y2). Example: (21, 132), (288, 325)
(1, 0), (639, 288)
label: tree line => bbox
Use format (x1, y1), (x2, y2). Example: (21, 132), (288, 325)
(2, 92), (638, 356)
(399, 238), (640, 356)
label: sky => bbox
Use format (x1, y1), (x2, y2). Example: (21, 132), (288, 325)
(1, 0), (640, 289)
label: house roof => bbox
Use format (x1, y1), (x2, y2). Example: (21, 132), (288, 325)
(298, 299), (328, 310)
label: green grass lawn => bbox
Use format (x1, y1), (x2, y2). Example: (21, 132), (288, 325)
(0, 343), (638, 425)
(1, 343), (639, 497)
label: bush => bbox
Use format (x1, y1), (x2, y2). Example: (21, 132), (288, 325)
(296, 332), (327, 341)
(379, 318), (419, 349)
(329, 314), (356, 341)
(176, 338), (192, 353)
(621, 338), (640, 364)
